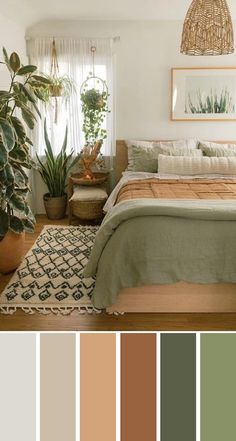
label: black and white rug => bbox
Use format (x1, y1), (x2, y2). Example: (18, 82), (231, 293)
(0, 225), (100, 315)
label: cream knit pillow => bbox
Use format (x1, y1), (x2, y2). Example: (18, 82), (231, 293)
(158, 155), (236, 175)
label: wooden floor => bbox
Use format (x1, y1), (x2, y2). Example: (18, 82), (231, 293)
(1, 215), (236, 331)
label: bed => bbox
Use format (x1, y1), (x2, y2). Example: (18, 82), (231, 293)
(84, 140), (236, 313)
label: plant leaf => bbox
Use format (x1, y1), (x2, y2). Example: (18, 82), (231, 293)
(9, 216), (24, 234)
(9, 52), (20, 72)
(0, 142), (8, 169)
(2, 47), (11, 73)
(21, 108), (34, 130)
(32, 75), (51, 84)
(0, 117), (15, 151)
(19, 83), (36, 104)
(0, 209), (9, 240)
(43, 119), (54, 160)
(10, 116), (26, 143)
(17, 65), (37, 76)
(9, 193), (25, 212)
(22, 218), (35, 232)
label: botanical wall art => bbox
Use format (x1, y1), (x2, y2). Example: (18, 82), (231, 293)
(171, 67), (236, 121)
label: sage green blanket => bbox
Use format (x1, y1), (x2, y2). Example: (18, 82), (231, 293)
(84, 200), (236, 309)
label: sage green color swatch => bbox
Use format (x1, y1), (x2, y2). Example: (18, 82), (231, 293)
(201, 333), (236, 441)
(161, 333), (196, 441)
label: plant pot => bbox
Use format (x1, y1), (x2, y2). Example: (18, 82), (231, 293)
(43, 193), (67, 219)
(49, 84), (63, 97)
(0, 230), (25, 274)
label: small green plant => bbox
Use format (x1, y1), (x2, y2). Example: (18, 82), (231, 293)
(36, 119), (78, 197)
(0, 47), (50, 241)
(185, 88), (234, 114)
(39, 74), (75, 101)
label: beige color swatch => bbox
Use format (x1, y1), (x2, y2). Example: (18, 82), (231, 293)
(40, 333), (76, 441)
(80, 333), (116, 441)
(0, 333), (36, 441)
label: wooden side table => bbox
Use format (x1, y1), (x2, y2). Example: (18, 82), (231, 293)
(68, 173), (109, 224)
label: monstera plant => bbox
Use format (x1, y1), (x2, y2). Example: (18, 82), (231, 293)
(0, 48), (50, 273)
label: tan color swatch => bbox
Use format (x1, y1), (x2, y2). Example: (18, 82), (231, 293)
(121, 333), (156, 441)
(80, 333), (116, 441)
(40, 333), (76, 441)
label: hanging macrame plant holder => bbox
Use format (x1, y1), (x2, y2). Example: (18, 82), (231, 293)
(79, 46), (109, 181)
(49, 39), (61, 123)
(181, 0), (234, 55)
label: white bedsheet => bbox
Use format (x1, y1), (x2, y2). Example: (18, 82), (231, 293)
(104, 171), (236, 212)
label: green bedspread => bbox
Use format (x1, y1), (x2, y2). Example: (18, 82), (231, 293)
(83, 199), (236, 309)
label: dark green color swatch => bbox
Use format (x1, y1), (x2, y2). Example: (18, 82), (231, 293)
(161, 333), (196, 441)
(201, 333), (236, 441)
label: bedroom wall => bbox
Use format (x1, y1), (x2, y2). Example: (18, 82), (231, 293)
(27, 19), (236, 141)
(27, 19), (236, 212)
(0, 14), (26, 88)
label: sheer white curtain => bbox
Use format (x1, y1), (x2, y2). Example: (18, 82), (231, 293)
(27, 37), (114, 213)
(27, 37), (114, 158)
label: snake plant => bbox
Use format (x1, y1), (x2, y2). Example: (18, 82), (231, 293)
(37, 120), (78, 197)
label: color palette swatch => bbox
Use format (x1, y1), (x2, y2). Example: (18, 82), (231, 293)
(121, 333), (156, 441)
(161, 334), (196, 441)
(0, 332), (236, 440)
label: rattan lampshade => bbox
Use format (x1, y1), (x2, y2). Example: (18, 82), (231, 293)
(181, 0), (234, 55)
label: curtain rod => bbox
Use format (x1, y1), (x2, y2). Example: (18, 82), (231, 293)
(25, 35), (120, 42)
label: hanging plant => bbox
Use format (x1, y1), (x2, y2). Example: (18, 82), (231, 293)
(80, 74), (109, 146)
(79, 73), (110, 180)
(41, 74), (75, 100)
(41, 39), (75, 123)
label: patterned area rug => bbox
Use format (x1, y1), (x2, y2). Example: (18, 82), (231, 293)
(0, 225), (100, 315)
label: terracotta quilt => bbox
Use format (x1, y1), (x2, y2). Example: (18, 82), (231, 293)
(116, 179), (236, 204)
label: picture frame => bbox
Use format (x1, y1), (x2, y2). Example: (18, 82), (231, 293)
(171, 67), (236, 121)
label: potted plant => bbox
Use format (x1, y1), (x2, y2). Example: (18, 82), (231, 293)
(40, 74), (74, 100)
(79, 76), (109, 180)
(36, 120), (78, 219)
(0, 48), (50, 273)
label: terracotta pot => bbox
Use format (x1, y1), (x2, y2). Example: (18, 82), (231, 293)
(0, 230), (25, 274)
(43, 193), (67, 219)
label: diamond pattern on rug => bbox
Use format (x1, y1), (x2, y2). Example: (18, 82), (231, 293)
(0, 225), (100, 315)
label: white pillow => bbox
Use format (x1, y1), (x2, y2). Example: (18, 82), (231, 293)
(158, 155), (236, 175)
(158, 143), (202, 157)
(70, 185), (108, 201)
(156, 139), (198, 149)
(125, 140), (156, 171)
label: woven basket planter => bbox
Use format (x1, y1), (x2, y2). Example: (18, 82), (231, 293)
(43, 193), (67, 220)
(72, 198), (106, 220)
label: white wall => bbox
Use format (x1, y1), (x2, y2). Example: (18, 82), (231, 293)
(0, 14), (26, 88)
(27, 19), (236, 212)
(28, 19), (236, 141)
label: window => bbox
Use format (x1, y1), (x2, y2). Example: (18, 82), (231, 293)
(27, 37), (114, 162)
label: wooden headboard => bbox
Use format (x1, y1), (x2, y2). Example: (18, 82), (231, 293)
(115, 139), (236, 183)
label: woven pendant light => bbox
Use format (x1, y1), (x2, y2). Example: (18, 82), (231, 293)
(181, 0), (234, 55)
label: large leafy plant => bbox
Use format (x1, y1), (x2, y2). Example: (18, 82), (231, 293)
(0, 48), (50, 241)
(37, 120), (77, 197)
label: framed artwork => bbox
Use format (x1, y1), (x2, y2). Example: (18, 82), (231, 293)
(171, 67), (236, 121)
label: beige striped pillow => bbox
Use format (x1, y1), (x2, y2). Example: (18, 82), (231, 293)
(158, 155), (236, 175)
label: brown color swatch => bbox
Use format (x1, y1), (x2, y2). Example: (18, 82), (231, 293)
(80, 333), (116, 441)
(40, 333), (76, 441)
(121, 333), (156, 441)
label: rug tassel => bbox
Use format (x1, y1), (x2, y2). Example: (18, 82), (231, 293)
(0, 305), (102, 316)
